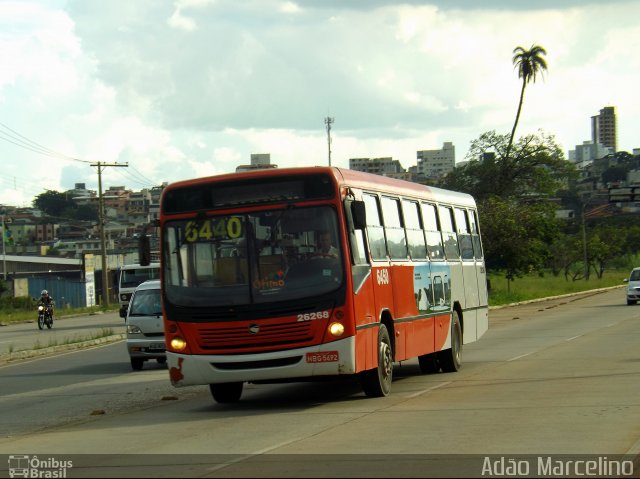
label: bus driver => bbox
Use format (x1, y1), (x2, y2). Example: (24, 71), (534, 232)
(314, 231), (338, 258)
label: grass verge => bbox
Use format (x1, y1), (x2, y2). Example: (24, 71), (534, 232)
(1, 328), (121, 362)
(0, 305), (119, 325)
(488, 270), (628, 306)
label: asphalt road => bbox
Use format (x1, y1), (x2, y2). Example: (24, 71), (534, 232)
(0, 287), (639, 478)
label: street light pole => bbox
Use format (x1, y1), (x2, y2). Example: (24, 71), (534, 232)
(324, 116), (334, 166)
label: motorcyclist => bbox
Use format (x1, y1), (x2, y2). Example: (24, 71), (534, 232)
(39, 290), (55, 320)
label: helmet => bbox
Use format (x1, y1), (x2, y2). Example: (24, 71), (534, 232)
(41, 290), (48, 296)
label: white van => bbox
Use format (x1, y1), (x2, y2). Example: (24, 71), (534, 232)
(118, 263), (160, 318)
(126, 280), (165, 370)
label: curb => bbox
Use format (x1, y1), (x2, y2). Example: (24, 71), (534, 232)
(0, 333), (125, 364)
(488, 285), (625, 310)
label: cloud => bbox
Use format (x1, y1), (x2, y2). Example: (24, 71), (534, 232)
(0, 0), (639, 207)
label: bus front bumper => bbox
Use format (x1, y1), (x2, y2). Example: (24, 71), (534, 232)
(167, 337), (356, 387)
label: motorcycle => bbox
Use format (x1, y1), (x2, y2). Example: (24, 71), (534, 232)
(37, 303), (54, 330)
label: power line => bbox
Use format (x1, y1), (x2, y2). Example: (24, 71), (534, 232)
(0, 121), (91, 164)
(128, 165), (156, 185)
(111, 164), (156, 188)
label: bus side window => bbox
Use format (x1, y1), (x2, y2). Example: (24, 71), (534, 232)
(363, 194), (387, 261)
(351, 229), (368, 265)
(345, 199), (368, 265)
(402, 199), (427, 260)
(455, 207), (474, 260)
(381, 196), (407, 260)
(421, 202), (444, 260)
(439, 205), (460, 260)
(469, 210), (484, 259)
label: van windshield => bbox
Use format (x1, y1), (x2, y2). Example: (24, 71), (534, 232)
(129, 289), (162, 316)
(120, 268), (160, 288)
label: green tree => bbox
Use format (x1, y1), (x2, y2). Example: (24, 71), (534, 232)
(33, 190), (74, 218)
(602, 166), (629, 184)
(505, 44), (548, 162)
(587, 224), (626, 278)
(479, 196), (559, 289)
(32, 190), (98, 221)
(547, 233), (583, 280)
(441, 130), (576, 201)
(73, 203), (99, 221)
(440, 130), (576, 285)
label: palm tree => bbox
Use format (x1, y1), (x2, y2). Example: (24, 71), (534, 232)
(504, 44), (548, 162)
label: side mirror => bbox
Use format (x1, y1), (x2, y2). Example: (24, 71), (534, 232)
(351, 201), (367, 230)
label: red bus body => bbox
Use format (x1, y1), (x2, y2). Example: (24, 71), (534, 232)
(159, 167), (488, 400)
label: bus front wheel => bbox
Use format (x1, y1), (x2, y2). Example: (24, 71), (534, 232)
(438, 311), (462, 373)
(210, 382), (243, 403)
(360, 323), (393, 397)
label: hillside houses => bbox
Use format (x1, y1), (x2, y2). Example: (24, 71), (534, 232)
(0, 182), (165, 259)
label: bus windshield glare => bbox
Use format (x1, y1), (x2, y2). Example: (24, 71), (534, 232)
(163, 205), (343, 307)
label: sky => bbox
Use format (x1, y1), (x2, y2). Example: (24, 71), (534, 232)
(1, 0), (639, 207)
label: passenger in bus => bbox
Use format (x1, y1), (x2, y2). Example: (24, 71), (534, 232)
(313, 230), (338, 258)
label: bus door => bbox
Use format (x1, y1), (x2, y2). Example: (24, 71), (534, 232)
(469, 209), (489, 339)
(438, 205), (469, 342)
(347, 198), (377, 372)
(455, 207), (480, 340)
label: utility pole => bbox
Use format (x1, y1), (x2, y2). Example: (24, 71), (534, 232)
(91, 161), (128, 306)
(324, 116), (334, 166)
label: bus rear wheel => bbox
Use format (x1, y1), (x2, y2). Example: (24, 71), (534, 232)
(210, 382), (243, 403)
(360, 323), (393, 397)
(438, 311), (462, 373)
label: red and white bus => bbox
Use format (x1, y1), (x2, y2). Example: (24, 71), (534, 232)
(155, 167), (488, 402)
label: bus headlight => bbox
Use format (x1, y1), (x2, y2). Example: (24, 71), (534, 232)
(170, 337), (187, 351)
(328, 322), (345, 337)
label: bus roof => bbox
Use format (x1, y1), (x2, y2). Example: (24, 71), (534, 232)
(334, 167), (476, 208)
(162, 166), (476, 209)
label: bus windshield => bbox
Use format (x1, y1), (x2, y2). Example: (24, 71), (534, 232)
(163, 205), (343, 307)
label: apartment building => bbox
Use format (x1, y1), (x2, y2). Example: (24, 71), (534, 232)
(591, 106), (617, 152)
(416, 142), (456, 179)
(349, 157), (405, 176)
